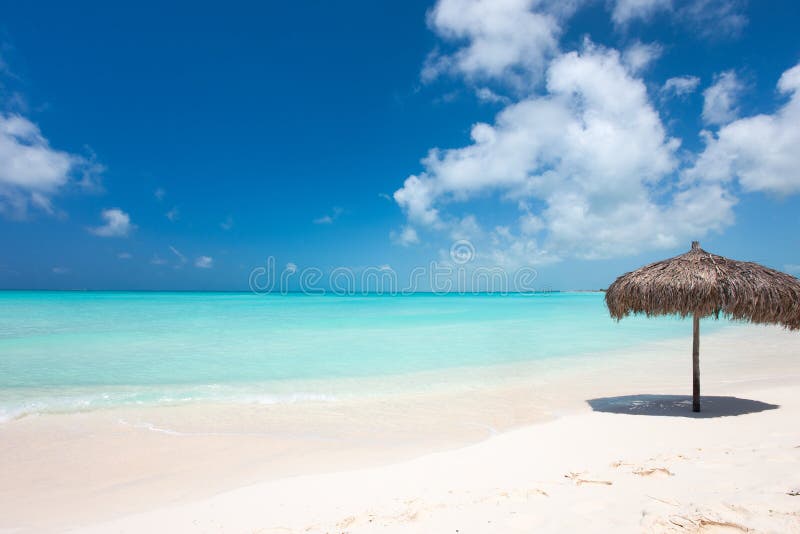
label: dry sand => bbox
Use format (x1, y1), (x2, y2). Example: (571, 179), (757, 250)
(1, 324), (799, 533)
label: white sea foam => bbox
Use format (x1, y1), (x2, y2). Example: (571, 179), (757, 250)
(252, 392), (338, 404)
(0, 386), (339, 423)
(117, 419), (187, 436)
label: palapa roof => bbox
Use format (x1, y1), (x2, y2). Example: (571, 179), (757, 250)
(606, 242), (800, 330)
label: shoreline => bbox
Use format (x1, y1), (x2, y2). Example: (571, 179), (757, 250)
(2, 323), (799, 531)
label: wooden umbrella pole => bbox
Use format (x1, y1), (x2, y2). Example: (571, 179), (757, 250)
(692, 313), (700, 412)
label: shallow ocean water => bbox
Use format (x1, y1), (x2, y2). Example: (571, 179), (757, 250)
(0, 291), (729, 420)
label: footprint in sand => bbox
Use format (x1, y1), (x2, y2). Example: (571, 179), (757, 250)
(665, 515), (750, 533)
(612, 461), (674, 478)
(564, 471), (613, 486)
(336, 515), (357, 529)
(526, 488), (549, 498)
(633, 466), (674, 477)
(497, 488), (549, 502)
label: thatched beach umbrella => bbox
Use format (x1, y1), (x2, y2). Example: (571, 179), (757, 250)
(606, 241), (800, 412)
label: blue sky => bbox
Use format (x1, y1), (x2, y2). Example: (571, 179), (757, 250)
(1, 0), (799, 291)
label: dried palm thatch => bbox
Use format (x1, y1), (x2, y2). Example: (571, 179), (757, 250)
(606, 242), (800, 329)
(605, 241), (800, 412)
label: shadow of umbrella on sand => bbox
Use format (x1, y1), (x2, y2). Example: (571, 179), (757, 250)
(605, 241), (800, 412)
(586, 395), (779, 419)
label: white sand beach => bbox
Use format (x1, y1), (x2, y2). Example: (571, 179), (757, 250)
(2, 324), (800, 533)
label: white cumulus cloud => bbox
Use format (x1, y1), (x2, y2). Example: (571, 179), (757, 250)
(0, 113), (102, 218)
(395, 42), (737, 262)
(88, 208), (135, 237)
(391, 225), (420, 246)
(702, 70), (743, 126)
(421, 0), (577, 89)
(662, 75), (701, 98)
(686, 63), (800, 196)
(195, 256), (213, 269)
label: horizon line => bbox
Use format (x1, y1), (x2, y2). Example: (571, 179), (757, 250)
(0, 288), (607, 294)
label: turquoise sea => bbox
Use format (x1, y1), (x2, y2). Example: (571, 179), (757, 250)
(0, 291), (729, 421)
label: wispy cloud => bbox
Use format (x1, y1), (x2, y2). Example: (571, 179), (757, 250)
(220, 215), (234, 230)
(154, 187), (166, 201)
(195, 256), (213, 269)
(51, 266), (69, 274)
(0, 53), (10, 76)
(391, 225), (420, 247)
(678, 0), (748, 40)
(117, 252), (132, 260)
(165, 206), (180, 222)
(475, 87), (511, 105)
(609, 0), (747, 40)
(610, 0), (671, 27)
(169, 245), (187, 265)
(785, 264), (800, 275)
(662, 75), (701, 98)
(313, 206), (344, 224)
(622, 41), (662, 73)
